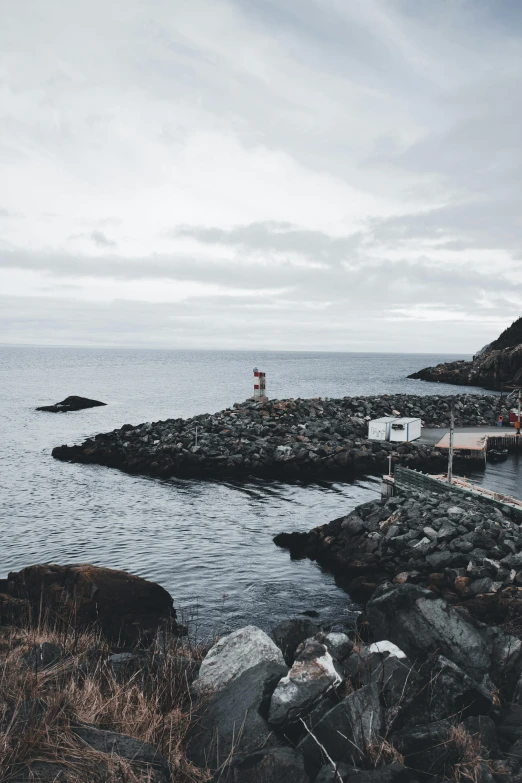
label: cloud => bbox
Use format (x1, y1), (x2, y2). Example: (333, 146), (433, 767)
(1, 0), (522, 350)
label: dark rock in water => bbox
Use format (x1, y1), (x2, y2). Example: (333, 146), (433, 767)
(271, 617), (319, 665)
(22, 642), (63, 670)
(73, 725), (171, 782)
(1, 563), (177, 644)
(223, 746), (311, 783)
(36, 395), (107, 413)
(187, 660), (287, 771)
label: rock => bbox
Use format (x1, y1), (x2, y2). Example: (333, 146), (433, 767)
(343, 645), (417, 717)
(315, 763), (354, 782)
(74, 726), (171, 782)
(223, 746), (311, 783)
(461, 715), (501, 759)
(323, 632), (353, 662)
(342, 765), (411, 783)
(391, 719), (456, 776)
(194, 626), (285, 694)
(427, 655), (494, 721)
(271, 618), (319, 665)
(366, 583), (504, 684)
(36, 395), (107, 413)
(1, 564), (177, 644)
(7, 762), (70, 782)
(495, 704), (522, 746)
(187, 660), (287, 770)
(22, 642), (63, 670)
(268, 640), (343, 727)
(297, 683), (383, 768)
(408, 317), (522, 391)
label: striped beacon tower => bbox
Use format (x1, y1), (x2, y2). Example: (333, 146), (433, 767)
(252, 368), (267, 401)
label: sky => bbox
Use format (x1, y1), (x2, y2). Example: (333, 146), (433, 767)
(1, 0), (522, 352)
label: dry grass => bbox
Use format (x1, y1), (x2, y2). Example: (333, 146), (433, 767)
(449, 724), (493, 783)
(0, 618), (211, 783)
(366, 737), (404, 768)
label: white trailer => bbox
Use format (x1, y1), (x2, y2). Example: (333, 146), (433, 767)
(389, 417), (421, 442)
(368, 417), (396, 441)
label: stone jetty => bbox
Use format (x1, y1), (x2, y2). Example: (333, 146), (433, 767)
(52, 393), (502, 480)
(275, 486), (522, 629)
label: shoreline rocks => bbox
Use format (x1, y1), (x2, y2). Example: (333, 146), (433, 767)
(52, 393), (502, 481)
(274, 486), (522, 630)
(37, 394), (107, 412)
(408, 315), (522, 391)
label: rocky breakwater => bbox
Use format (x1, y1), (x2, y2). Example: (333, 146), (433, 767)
(409, 315), (522, 391)
(52, 393), (500, 481)
(274, 488), (522, 627)
(261, 491), (522, 780)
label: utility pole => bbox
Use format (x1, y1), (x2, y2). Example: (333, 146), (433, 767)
(195, 426), (198, 449)
(388, 454), (393, 477)
(448, 403), (454, 485)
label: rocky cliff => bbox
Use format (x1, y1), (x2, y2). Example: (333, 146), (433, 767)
(409, 316), (522, 390)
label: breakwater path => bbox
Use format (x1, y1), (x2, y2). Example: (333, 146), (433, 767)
(53, 393), (502, 480)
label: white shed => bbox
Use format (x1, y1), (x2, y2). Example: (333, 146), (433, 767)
(368, 417), (396, 441)
(389, 417), (421, 442)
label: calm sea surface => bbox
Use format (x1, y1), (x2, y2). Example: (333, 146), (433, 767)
(0, 346), (504, 637)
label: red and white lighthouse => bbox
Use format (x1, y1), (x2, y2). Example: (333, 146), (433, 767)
(252, 368), (267, 401)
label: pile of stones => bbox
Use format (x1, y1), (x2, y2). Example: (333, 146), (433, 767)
(274, 488), (522, 628)
(52, 393), (503, 480)
(187, 590), (522, 782)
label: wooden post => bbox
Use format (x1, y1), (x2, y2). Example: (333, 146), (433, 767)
(448, 403), (454, 485)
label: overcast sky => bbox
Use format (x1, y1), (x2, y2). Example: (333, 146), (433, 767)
(1, 0), (521, 352)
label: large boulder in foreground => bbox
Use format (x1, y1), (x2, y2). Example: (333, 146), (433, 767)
(1, 564), (177, 643)
(36, 395), (106, 412)
(187, 660), (287, 771)
(193, 625), (285, 694)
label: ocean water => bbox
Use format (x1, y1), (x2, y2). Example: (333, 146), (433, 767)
(0, 346), (492, 637)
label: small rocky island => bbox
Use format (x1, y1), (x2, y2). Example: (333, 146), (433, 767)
(409, 316), (522, 391)
(52, 393), (502, 480)
(37, 395), (107, 413)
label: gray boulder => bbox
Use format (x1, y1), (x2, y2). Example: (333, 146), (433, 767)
(427, 655), (493, 722)
(271, 618), (319, 665)
(187, 660), (287, 770)
(269, 641), (343, 728)
(343, 643), (416, 716)
(297, 683), (383, 768)
(366, 582), (522, 688)
(194, 625), (285, 694)
(73, 725), (171, 782)
(222, 746), (311, 782)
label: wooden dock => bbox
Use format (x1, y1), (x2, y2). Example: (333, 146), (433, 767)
(435, 430), (522, 461)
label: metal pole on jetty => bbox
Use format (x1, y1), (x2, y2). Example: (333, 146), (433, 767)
(447, 403), (454, 485)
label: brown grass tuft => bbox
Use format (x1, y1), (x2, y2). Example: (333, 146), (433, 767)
(0, 618), (211, 782)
